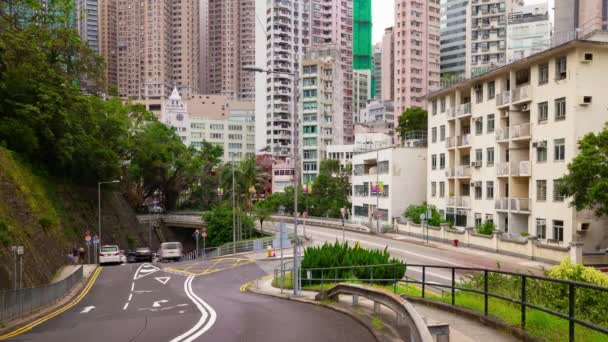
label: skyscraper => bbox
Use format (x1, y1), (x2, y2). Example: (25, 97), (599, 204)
(393, 0), (441, 120)
(554, 0), (607, 45)
(76, 0), (99, 53)
(440, 0), (469, 78)
(202, 0), (255, 100)
(353, 0), (374, 98)
(99, 0), (117, 91)
(381, 27), (394, 102)
(506, 3), (551, 63)
(372, 42), (382, 100)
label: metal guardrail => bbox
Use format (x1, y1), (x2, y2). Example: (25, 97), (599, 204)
(0, 266), (84, 324)
(281, 263), (608, 341)
(318, 283), (434, 342)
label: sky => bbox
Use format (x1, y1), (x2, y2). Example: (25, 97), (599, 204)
(372, 0), (395, 44)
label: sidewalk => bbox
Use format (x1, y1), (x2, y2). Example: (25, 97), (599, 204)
(248, 276), (517, 342)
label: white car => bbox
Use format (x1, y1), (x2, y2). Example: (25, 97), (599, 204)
(159, 242), (183, 262)
(99, 245), (122, 264)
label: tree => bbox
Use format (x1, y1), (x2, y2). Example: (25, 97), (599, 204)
(558, 125), (608, 217)
(253, 200), (273, 233)
(309, 160), (351, 218)
(202, 206), (252, 247)
(397, 108), (428, 141)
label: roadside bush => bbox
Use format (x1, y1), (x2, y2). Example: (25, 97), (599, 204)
(301, 241), (406, 285)
(476, 221), (495, 236)
(404, 203), (444, 226)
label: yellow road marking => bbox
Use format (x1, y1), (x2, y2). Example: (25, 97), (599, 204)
(0, 267), (103, 340)
(165, 257), (254, 277)
(239, 280), (255, 292)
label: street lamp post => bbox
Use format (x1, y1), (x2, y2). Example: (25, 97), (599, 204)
(98, 180), (120, 250)
(231, 152), (236, 255)
(243, 65), (301, 295)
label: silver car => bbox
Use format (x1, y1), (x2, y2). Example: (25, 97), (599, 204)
(159, 242), (183, 262)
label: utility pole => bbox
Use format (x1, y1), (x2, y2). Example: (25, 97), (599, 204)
(232, 152), (236, 255)
(376, 149), (380, 234)
(292, 67), (301, 296)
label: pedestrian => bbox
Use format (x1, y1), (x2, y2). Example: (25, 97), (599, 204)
(78, 247), (85, 264)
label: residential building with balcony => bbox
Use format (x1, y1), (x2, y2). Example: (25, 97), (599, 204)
(272, 159), (295, 193)
(506, 3), (551, 63)
(351, 142), (427, 230)
(353, 69), (372, 118)
(355, 100), (395, 128)
(440, 0), (470, 78)
(426, 34), (608, 253)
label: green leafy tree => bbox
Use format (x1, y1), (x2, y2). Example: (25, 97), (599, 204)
(309, 160), (351, 218)
(397, 108), (428, 141)
(404, 203), (444, 226)
(253, 200), (273, 233)
(558, 125), (608, 217)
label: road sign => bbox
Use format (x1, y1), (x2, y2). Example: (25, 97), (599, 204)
(16, 246), (24, 255)
(202, 227), (207, 232)
(85, 235), (92, 243)
(85, 230), (91, 236)
(420, 213), (426, 221)
(92, 235), (99, 245)
(201, 232), (207, 238)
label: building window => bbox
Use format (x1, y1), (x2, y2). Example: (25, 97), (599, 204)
(488, 81), (495, 99)
(440, 97), (446, 112)
(536, 219), (546, 239)
(537, 144), (547, 162)
(536, 180), (547, 201)
(487, 114), (495, 133)
(553, 220), (564, 241)
(440, 125), (446, 141)
(485, 214), (493, 225)
(431, 182), (437, 197)
(475, 213), (482, 228)
(555, 98), (566, 121)
(439, 182), (445, 198)
(538, 102), (548, 123)
(487, 147), (494, 166)
(378, 161), (390, 174)
(432, 100), (437, 115)
(538, 63), (549, 85)
(475, 184), (482, 199)
(431, 154), (437, 170)
(486, 181), (494, 199)
(475, 85), (483, 103)
(475, 149), (483, 163)
(439, 154), (445, 169)
(555, 56), (567, 80)
(475, 118), (483, 135)
(553, 179), (565, 202)
(554, 138), (565, 161)
(431, 127), (437, 143)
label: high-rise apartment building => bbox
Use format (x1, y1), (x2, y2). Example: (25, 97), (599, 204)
(393, 0), (441, 121)
(353, 0), (374, 98)
(506, 3), (551, 63)
(554, 0), (607, 45)
(300, 46), (345, 183)
(353, 69), (372, 118)
(76, 0), (99, 53)
(381, 27), (394, 102)
(99, 0), (117, 91)
(426, 35), (608, 254)
(202, 0), (255, 100)
(115, 0), (199, 99)
(373, 43), (382, 100)
(440, 0), (469, 78)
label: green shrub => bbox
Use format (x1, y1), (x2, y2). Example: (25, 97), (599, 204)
(300, 241), (406, 285)
(477, 220), (495, 235)
(404, 203), (444, 226)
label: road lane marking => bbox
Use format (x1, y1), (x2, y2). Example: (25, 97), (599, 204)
(80, 306), (95, 314)
(239, 280), (255, 292)
(153, 300), (168, 307)
(128, 294), (133, 301)
(0, 267), (103, 340)
(131, 282), (135, 291)
(170, 275), (217, 342)
(155, 276), (171, 285)
(123, 303), (129, 311)
(134, 263), (160, 280)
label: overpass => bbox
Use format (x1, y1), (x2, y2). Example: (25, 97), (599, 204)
(137, 213), (204, 229)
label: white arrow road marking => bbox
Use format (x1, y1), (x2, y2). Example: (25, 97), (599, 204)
(153, 300), (168, 308)
(170, 276), (217, 342)
(80, 306), (95, 314)
(161, 304), (188, 311)
(155, 276), (171, 285)
(179, 310), (185, 314)
(134, 263), (160, 280)
(133, 290), (152, 294)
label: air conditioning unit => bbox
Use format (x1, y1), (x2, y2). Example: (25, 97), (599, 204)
(502, 111), (509, 118)
(521, 104), (529, 111)
(579, 96), (592, 106)
(577, 222), (590, 232)
(580, 52), (593, 63)
(532, 140), (547, 148)
(473, 117), (482, 122)
(472, 160), (482, 168)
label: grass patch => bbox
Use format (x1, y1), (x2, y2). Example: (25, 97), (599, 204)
(371, 316), (384, 330)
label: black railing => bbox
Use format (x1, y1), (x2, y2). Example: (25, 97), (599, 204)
(274, 263), (608, 341)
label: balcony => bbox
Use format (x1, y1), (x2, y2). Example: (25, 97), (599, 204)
(445, 168), (456, 178)
(456, 103), (472, 118)
(510, 123), (531, 140)
(510, 198), (531, 213)
(510, 160), (530, 177)
(446, 107), (456, 120)
(496, 163), (509, 177)
(495, 197), (509, 211)
(457, 134), (471, 147)
(496, 91), (511, 108)
(511, 85), (532, 104)
(446, 136), (457, 149)
(456, 165), (472, 178)
(448, 196), (471, 208)
(495, 128), (509, 142)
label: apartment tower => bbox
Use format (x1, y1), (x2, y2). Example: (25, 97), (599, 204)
(203, 0), (255, 100)
(440, 0), (469, 78)
(393, 0), (441, 121)
(372, 43), (382, 100)
(353, 0), (374, 98)
(554, 0), (607, 45)
(380, 27), (394, 102)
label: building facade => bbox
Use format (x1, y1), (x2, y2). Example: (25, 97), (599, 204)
(202, 0), (255, 100)
(373, 43), (382, 100)
(426, 36), (608, 253)
(353, 69), (372, 119)
(380, 27), (394, 102)
(506, 3), (551, 63)
(353, 0), (374, 97)
(440, 0), (469, 78)
(272, 160), (295, 193)
(393, 0), (441, 123)
(300, 46), (345, 184)
(554, 0), (607, 45)
(76, 0), (99, 53)
(355, 100), (394, 126)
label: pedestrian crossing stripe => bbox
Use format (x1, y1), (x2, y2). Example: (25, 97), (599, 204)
(134, 263), (160, 280)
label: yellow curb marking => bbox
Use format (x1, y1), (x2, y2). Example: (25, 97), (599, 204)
(0, 267), (103, 340)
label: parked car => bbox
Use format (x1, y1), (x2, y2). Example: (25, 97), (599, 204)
(158, 242), (183, 262)
(135, 247), (153, 262)
(120, 250), (127, 263)
(127, 252), (137, 263)
(149, 206), (164, 214)
(99, 245), (122, 265)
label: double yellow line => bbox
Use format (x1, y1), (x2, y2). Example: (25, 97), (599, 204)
(0, 266), (103, 340)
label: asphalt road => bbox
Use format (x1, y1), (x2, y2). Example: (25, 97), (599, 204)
(10, 260), (374, 342)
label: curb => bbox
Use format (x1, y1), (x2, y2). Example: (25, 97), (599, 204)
(247, 280), (384, 342)
(0, 266), (99, 337)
